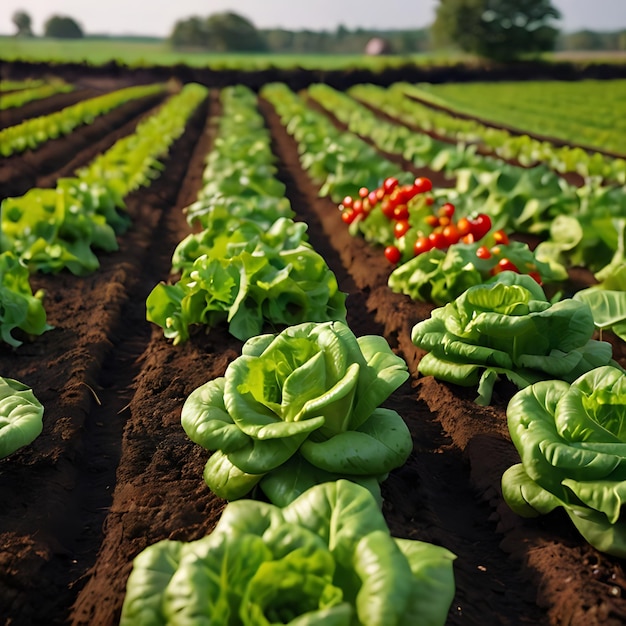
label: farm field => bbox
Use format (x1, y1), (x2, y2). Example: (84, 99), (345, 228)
(1, 69), (626, 626)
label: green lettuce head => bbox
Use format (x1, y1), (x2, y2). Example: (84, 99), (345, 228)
(120, 480), (456, 626)
(0, 376), (44, 458)
(411, 271), (616, 405)
(502, 366), (626, 556)
(181, 321), (412, 504)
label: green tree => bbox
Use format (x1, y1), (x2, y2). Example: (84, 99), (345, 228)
(204, 12), (266, 52)
(44, 15), (84, 39)
(432, 0), (561, 61)
(12, 10), (33, 37)
(169, 16), (208, 49)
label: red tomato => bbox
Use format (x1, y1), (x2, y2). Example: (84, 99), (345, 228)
(368, 190), (379, 206)
(425, 215), (440, 228)
(428, 231), (448, 250)
(394, 220), (410, 239)
(384, 245), (401, 264)
(442, 224), (460, 246)
(528, 271), (543, 285)
(413, 177), (433, 194)
(341, 195), (353, 209)
(438, 202), (455, 218)
(456, 217), (471, 236)
(468, 213), (492, 241)
(413, 236), (433, 256)
(475, 245), (492, 259)
(393, 204), (409, 221)
(341, 209), (356, 224)
(491, 258), (520, 275)
(381, 198), (395, 219)
(383, 177), (399, 194)
(359, 187), (369, 198)
(493, 230), (509, 245)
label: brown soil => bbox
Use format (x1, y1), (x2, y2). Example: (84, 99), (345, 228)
(1, 73), (626, 626)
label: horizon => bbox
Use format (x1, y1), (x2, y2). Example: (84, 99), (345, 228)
(1, 0), (625, 39)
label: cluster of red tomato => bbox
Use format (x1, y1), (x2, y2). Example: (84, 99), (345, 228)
(340, 176), (433, 228)
(339, 175), (539, 283)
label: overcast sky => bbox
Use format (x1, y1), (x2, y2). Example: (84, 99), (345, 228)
(0, 0), (624, 37)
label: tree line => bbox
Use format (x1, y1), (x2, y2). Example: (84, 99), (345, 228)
(10, 2), (626, 60)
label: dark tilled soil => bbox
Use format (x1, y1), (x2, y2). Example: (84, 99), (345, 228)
(0, 74), (625, 626)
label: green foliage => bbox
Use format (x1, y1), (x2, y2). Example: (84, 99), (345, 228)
(389, 241), (565, 305)
(11, 11), (33, 37)
(411, 272), (617, 404)
(432, 0), (561, 61)
(120, 481), (456, 626)
(180, 321), (410, 503)
(170, 11), (266, 52)
(43, 15), (84, 39)
(502, 366), (626, 556)
(146, 244), (347, 343)
(0, 252), (52, 347)
(0, 376), (44, 458)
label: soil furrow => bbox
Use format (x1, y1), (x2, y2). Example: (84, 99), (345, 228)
(67, 92), (227, 626)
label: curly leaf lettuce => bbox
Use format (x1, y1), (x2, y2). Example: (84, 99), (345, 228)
(502, 366), (626, 556)
(181, 321), (411, 503)
(0, 376), (44, 458)
(147, 245), (347, 343)
(411, 272), (616, 405)
(120, 480), (456, 626)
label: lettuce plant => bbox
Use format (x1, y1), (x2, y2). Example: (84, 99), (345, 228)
(502, 366), (626, 556)
(0, 251), (52, 347)
(147, 245), (347, 343)
(0, 376), (44, 458)
(119, 480), (456, 626)
(389, 240), (566, 306)
(181, 321), (411, 504)
(411, 272), (616, 405)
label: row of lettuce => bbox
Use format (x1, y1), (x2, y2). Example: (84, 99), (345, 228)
(115, 84), (457, 626)
(0, 81), (167, 157)
(2, 78), (626, 620)
(0, 78), (73, 110)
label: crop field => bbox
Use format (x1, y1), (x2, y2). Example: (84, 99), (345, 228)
(1, 67), (626, 626)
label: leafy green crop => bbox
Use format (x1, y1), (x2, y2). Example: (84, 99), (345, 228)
(502, 366), (626, 556)
(0, 251), (52, 347)
(147, 244), (347, 343)
(389, 240), (566, 305)
(120, 480), (456, 626)
(181, 321), (411, 504)
(0, 376), (44, 458)
(411, 272), (617, 405)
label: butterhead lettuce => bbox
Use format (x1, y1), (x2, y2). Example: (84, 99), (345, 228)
(119, 480), (456, 626)
(502, 366), (626, 556)
(181, 321), (412, 504)
(0, 376), (44, 458)
(411, 272), (616, 404)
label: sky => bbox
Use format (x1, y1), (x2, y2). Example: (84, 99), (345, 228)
(0, 0), (624, 38)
